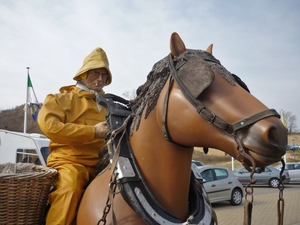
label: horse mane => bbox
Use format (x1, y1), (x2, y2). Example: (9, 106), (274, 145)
(129, 55), (170, 134)
(129, 49), (236, 134)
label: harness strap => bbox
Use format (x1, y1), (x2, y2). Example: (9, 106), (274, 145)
(104, 115), (132, 225)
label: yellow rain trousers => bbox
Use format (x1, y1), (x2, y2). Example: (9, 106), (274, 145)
(38, 85), (106, 225)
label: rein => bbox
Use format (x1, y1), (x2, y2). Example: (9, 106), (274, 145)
(164, 53), (285, 225)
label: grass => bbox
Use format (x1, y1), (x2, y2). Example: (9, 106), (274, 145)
(192, 147), (300, 171)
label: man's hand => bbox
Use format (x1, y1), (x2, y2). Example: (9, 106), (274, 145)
(94, 121), (108, 139)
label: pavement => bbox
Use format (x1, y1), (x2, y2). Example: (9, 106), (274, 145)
(212, 184), (300, 225)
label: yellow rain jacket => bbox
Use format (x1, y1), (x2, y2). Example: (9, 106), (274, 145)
(38, 85), (106, 167)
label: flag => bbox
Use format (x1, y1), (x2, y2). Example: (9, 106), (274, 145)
(27, 74), (40, 121)
(281, 110), (287, 127)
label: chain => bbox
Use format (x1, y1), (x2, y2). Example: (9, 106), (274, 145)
(244, 184), (254, 205)
(97, 115), (132, 225)
(277, 159), (285, 225)
(97, 173), (119, 225)
(234, 133), (286, 225)
(243, 169), (256, 225)
(234, 133), (256, 225)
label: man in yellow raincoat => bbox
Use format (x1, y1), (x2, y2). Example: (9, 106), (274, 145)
(38, 47), (111, 225)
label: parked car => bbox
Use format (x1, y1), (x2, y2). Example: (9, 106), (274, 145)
(287, 144), (300, 151)
(288, 145), (300, 151)
(276, 162), (300, 182)
(192, 159), (204, 167)
(233, 166), (290, 188)
(194, 165), (244, 205)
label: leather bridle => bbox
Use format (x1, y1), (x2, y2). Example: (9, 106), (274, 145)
(162, 53), (280, 145)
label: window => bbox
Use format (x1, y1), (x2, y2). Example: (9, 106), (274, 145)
(264, 167), (271, 172)
(293, 163), (300, 170)
(287, 164), (294, 170)
(192, 160), (204, 166)
(201, 169), (214, 182)
(241, 167), (249, 173)
(214, 168), (228, 180)
(16, 149), (39, 164)
(41, 147), (50, 164)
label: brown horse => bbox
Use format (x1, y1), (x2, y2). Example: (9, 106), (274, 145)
(77, 33), (287, 225)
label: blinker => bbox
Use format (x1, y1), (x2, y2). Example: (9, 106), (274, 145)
(177, 57), (215, 99)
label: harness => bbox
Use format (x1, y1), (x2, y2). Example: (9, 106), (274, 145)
(96, 94), (214, 225)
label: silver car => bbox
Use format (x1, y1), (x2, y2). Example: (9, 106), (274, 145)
(276, 162), (300, 182)
(194, 165), (244, 205)
(233, 166), (290, 188)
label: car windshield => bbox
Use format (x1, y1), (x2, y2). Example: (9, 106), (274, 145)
(192, 160), (204, 166)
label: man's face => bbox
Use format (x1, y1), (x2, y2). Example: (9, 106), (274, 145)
(82, 68), (108, 91)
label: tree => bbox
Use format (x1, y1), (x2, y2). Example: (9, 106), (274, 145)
(0, 104), (42, 133)
(122, 89), (137, 100)
(282, 110), (298, 133)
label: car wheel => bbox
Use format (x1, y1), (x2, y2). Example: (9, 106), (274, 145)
(269, 178), (280, 188)
(230, 188), (242, 205)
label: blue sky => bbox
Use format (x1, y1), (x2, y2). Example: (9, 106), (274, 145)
(0, 0), (299, 129)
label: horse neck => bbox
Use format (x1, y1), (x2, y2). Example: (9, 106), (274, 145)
(129, 109), (194, 221)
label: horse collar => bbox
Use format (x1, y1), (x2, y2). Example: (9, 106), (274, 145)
(97, 94), (215, 225)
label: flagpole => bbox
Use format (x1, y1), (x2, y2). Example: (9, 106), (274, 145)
(23, 67), (30, 133)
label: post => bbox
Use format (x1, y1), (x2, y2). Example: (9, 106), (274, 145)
(291, 139), (296, 159)
(23, 67), (30, 133)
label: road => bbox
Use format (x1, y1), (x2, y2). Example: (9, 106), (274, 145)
(212, 183), (300, 225)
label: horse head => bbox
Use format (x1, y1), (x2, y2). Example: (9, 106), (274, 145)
(168, 33), (287, 167)
(131, 32), (287, 169)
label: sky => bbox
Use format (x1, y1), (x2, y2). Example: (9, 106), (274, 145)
(0, 0), (299, 129)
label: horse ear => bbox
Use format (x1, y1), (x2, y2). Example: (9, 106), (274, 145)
(205, 44), (213, 54)
(170, 32), (186, 57)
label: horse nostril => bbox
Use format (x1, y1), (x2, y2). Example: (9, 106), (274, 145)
(265, 121), (288, 155)
(268, 126), (280, 147)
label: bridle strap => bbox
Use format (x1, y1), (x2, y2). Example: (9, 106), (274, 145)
(161, 76), (174, 142)
(196, 106), (229, 130)
(231, 109), (280, 132)
(162, 76), (191, 148)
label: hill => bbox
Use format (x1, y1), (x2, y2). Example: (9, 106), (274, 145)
(0, 104), (42, 133)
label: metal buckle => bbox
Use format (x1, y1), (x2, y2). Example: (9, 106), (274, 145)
(209, 113), (216, 124)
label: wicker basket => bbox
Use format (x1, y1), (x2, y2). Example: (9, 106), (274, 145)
(0, 163), (57, 225)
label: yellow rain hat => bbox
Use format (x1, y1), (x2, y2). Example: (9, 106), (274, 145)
(73, 47), (112, 85)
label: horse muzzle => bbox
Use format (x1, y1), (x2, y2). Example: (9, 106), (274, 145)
(236, 117), (287, 167)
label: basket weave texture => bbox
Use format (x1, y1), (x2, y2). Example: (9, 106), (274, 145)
(0, 163), (57, 225)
